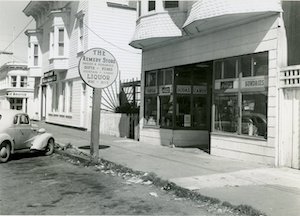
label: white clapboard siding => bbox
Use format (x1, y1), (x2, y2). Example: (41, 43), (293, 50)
(139, 15), (282, 164)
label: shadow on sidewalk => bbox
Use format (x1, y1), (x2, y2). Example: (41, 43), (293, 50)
(78, 145), (110, 150)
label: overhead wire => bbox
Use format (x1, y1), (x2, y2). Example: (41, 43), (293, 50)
(3, 18), (34, 52)
(83, 22), (141, 55)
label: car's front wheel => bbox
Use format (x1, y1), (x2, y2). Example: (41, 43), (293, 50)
(44, 138), (54, 156)
(0, 142), (11, 163)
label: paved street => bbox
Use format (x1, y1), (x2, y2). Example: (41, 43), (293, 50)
(35, 121), (300, 216)
(1, 152), (236, 215)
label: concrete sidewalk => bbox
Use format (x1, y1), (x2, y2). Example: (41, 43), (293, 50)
(38, 122), (300, 216)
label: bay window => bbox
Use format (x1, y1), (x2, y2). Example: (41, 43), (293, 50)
(58, 28), (64, 56)
(33, 44), (39, 66)
(49, 26), (66, 58)
(213, 52), (268, 139)
(11, 76), (17, 87)
(20, 76), (27, 87)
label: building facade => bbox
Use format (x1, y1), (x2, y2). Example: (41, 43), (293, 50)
(0, 62), (34, 116)
(23, 0), (141, 129)
(130, 0), (300, 167)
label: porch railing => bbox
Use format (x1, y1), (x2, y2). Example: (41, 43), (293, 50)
(280, 65), (300, 88)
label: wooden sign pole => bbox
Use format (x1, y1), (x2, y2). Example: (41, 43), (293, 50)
(90, 88), (102, 158)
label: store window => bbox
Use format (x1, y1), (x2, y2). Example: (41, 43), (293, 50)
(214, 94), (238, 133)
(242, 93), (267, 137)
(213, 52), (268, 139)
(10, 98), (22, 110)
(11, 76), (17, 87)
(144, 63), (211, 130)
(148, 1), (155, 11)
(20, 76), (27, 87)
(164, 1), (178, 8)
(145, 96), (157, 126)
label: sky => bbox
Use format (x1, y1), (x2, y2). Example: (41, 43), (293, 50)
(0, 0), (35, 66)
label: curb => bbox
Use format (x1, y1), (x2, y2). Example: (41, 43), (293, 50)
(54, 142), (266, 216)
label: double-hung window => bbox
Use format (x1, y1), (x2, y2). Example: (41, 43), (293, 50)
(78, 18), (84, 52)
(164, 1), (178, 8)
(49, 27), (65, 58)
(20, 76), (27, 87)
(58, 28), (64, 56)
(11, 76), (17, 87)
(33, 44), (39, 66)
(148, 1), (155, 11)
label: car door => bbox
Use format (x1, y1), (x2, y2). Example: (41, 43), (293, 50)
(19, 114), (34, 148)
(13, 114), (32, 149)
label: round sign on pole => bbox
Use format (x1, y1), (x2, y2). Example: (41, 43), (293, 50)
(78, 48), (118, 89)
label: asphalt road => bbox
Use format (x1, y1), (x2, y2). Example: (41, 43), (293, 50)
(0, 153), (232, 215)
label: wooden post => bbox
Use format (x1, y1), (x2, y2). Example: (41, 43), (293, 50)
(90, 88), (102, 158)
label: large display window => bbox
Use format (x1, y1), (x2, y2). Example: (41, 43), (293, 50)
(144, 63), (212, 130)
(213, 52), (268, 139)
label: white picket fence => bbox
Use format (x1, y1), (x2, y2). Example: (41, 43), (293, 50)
(279, 66), (300, 169)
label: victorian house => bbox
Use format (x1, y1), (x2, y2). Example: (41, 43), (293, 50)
(23, 0), (141, 130)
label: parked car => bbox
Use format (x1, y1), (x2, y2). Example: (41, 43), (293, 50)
(0, 109), (55, 163)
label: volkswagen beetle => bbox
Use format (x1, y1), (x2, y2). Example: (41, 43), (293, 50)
(0, 109), (55, 163)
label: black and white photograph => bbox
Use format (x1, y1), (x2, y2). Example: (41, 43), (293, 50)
(0, 0), (300, 215)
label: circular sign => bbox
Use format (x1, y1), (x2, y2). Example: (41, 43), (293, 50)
(78, 48), (118, 89)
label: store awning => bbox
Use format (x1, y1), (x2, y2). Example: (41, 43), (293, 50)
(130, 13), (182, 49)
(183, 0), (282, 34)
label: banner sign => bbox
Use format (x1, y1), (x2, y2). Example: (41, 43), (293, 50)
(6, 92), (28, 98)
(145, 86), (157, 94)
(193, 84), (207, 94)
(241, 76), (268, 88)
(177, 85), (191, 94)
(42, 71), (57, 84)
(159, 85), (172, 95)
(79, 48), (118, 89)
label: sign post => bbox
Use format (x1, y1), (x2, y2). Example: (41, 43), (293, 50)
(78, 48), (118, 158)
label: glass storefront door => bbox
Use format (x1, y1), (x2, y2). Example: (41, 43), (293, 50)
(9, 98), (23, 110)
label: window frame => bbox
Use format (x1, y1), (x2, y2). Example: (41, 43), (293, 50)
(33, 44), (39, 66)
(212, 52), (269, 139)
(144, 65), (211, 130)
(164, 1), (179, 9)
(20, 76), (27, 88)
(11, 76), (17, 87)
(148, 1), (156, 11)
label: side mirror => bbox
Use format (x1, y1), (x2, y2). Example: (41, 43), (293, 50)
(38, 128), (46, 133)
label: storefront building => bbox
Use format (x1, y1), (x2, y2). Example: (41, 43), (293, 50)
(0, 62), (34, 116)
(23, 1), (141, 129)
(130, 0), (299, 166)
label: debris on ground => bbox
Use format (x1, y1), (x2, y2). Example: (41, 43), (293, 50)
(149, 192), (158, 197)
(56, 146), (267, 216)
